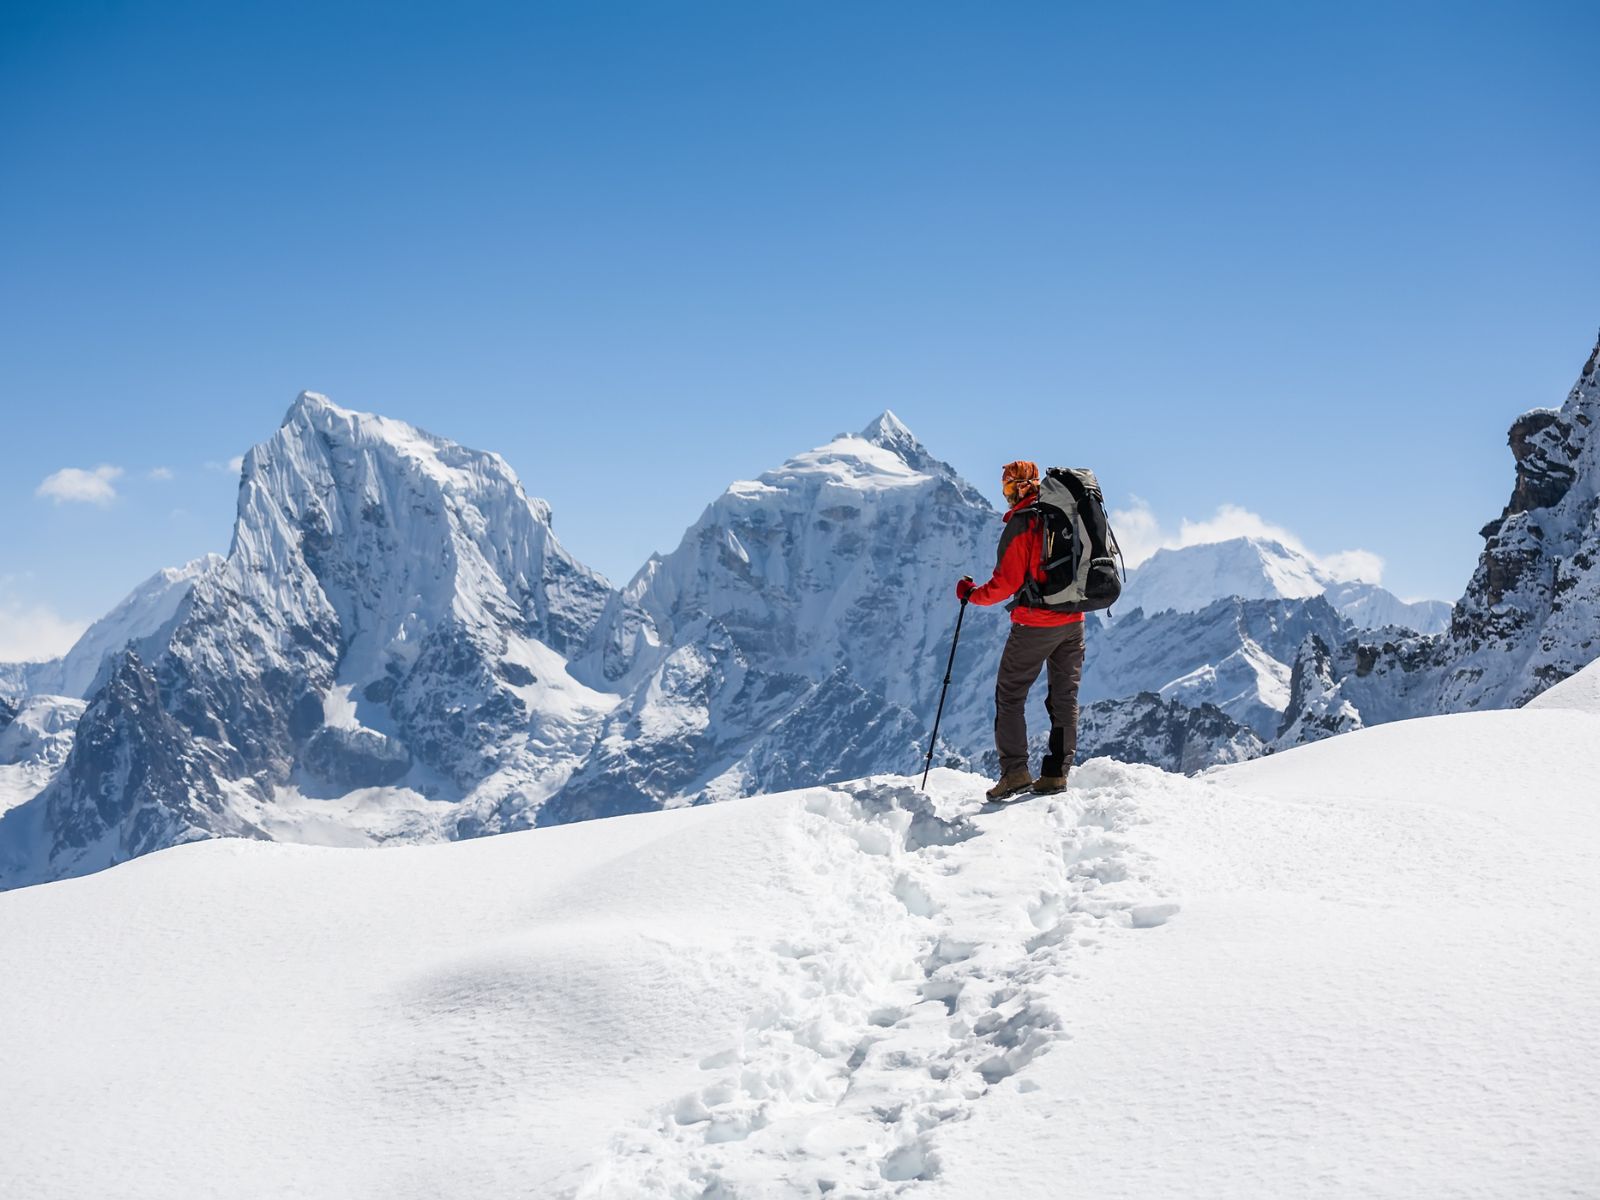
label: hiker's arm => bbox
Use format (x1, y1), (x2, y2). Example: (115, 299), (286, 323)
(967, 531), (1030, 606)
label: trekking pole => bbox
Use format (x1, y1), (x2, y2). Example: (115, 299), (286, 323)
(921, 582), (971, 791)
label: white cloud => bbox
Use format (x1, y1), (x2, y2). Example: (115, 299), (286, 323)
(0, 601), (87, 662)
(35, 465), (123, 506)
(1109, 499), (1384, 584)
(148, 466), (175, 481)
(1318, 549), (1387, 585)
(1105, 495), (1166, 566)
(205, 456), (246, 475)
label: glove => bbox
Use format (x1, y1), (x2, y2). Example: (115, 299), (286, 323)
(955, 576), (975, 603)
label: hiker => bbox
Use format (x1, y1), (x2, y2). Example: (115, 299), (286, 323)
(956, 460), (1085, 802)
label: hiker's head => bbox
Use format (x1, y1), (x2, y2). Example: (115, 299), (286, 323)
(1001, 460), (1039, 506)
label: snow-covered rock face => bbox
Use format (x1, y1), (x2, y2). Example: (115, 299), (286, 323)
(1321, 581), (1452, 636)
(21, 556), (222, 699)
(1524, 656), (1600, 712)
(1438, 337), (1600, 706)
(1075, 693), (1264, 774)
(0, 394), (618, 886)
(0, 695), (83, 772)
(1120, 537), (1449, 634)
(1083, 595), (1350, 738)
(553, 414), (1010, 819)
(1277, 333), (1600, 747)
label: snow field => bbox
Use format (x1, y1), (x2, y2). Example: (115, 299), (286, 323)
(0, 769), (1171, 1200)
(929, 715), (1600, 1199)
(3, 700), (1597, 1198)
(575, 775), (1173, 1197)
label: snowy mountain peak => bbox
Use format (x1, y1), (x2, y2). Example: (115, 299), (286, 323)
(0, 394), (626, 887)
(722, 413), (970, 504)
(282, 389), (346, 424)
(1121, 536), (1449, 635)
(859, 408), (917, 449)
(1122, 537), (1335, 616)
(235, 392), (615, 669)
(846, 411), (990, 506)
(1572, 328), (1600, 402)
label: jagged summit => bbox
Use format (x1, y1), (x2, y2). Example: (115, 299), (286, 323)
(859, 409), (916, 447)
(716, 411), (986, 509)
(0, 397), (620, 888)
(282, 389), (347, 425)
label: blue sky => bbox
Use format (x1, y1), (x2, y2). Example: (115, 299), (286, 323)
(2, 0), (1596, 658)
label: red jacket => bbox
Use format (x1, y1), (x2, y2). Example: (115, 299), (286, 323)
(968, 496), (1084, 627)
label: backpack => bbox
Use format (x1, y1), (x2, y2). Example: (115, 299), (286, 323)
(1016, 467), (1125, 614)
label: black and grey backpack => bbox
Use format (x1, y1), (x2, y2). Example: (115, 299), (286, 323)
(1016, 468), (1125, 614)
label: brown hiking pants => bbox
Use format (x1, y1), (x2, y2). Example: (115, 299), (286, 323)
(995, 621), (1085, 777)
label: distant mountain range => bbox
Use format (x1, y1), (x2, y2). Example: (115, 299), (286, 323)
(3, 330), (1596, 887)
(1118, 537), (1453, 634)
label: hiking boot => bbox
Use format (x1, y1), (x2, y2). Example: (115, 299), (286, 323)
(1032, 773), (1068, 795)
(985, 768), (1034, 802)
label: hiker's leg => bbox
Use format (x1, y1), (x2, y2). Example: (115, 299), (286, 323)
(995, 625), (1054, 776)
(1042, 623), (1086, 777)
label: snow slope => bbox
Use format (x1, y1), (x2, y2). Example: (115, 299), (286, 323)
(19, 554), (222, 699)
(4, 701), (1595, 1198)
(0, 696), (82, 818)
(1525, 655), (1600, 712)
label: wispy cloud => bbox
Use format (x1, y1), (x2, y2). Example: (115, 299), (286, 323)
(205, 455), (246, 475)
(1109, 498), (1384, 583)
(35, 465), (123, 506)
(148, 466), (176, 481)
(0, 580), (87, 662)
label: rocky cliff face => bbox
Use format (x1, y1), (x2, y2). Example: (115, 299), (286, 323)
(40, 651), (249, 876)
(1076, 692), (1265, 774)
(1084, 596), (1351, 738)
(1277, 332), (1600, 746)
(1437, 336), (1600, 707)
